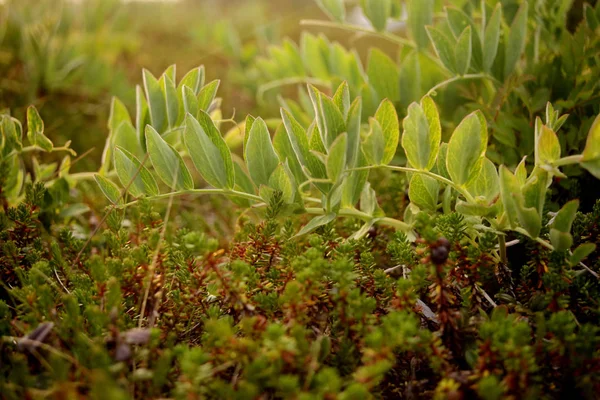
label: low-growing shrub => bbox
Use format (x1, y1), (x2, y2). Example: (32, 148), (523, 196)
(1, 0), (600, 399)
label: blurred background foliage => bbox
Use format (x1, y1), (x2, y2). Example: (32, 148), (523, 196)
(0, 0), (325, 171)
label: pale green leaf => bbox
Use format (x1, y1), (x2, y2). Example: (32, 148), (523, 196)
(145, 125), (194, 190)
(195, 110), (235, 189)
(367, 49), (400, 103)
(162, 75), (179, 129)
(427, 26), (456, 73)
(537, 125), (561, 164)
(581, 114), (600, 179)
(184, 114), (229, 189)
(446, 111), (487, 186)
(345, 97), (362, 168)
(363, 118), (385, 165)
(570, 243), (596, 267)
(143, 69), (167, 133)
(26, 106), (53, 151)
(401, 96), (440, 170)
(361, 0), (391, 32)
(504, 2), (528, 77)
(245, 117), (280, 187)
(454, 26), (472, 75)
(409, 174), (439, 211)
(197, 80), (220, 112)
(326, 133), (347, 182)
(114, 147), (159, 197)
(466, 158), (499, 202)
(315, 0), (346, 22)
(483, 4), (502, 72)
(407, 0), (434, 48)
(268, 161), (296, 204)
(294, 212), (337, 237)
(94, 174), (123, 205)
(375, 99), (400, 165)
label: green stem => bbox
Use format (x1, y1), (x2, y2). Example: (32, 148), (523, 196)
(349, 165), (477, 204)
(117, 189), (264, 209)
(258, 77), (331, 103)
(305, 207), (412, 232)
(300, 19), (415, 48)
(300, 19), (440, 65)
(425, 74), (500, 97)
(498, 234), (507, 265)
(553, 154), (583, 167)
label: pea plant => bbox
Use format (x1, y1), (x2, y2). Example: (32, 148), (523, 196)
(254, 0), (600, 166)
(95, 64), (600, 275)
(0, 107), (76, 208)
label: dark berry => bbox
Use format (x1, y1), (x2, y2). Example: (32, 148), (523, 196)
(438, 237), (450, 249)
(367, 226), (377, 239)
(431, 246), (449, 265)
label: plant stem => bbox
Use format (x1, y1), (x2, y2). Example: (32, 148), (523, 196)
(118, 189), (264, 208)
(305, 207), (412, 232)
(300, 19), (415, 48)
(349, 165), (477, 204)
(258, 77), (331, 102)
(553, 154), (583, 167)
(425, 74), (500, 97)
(498, 234), (507, 265)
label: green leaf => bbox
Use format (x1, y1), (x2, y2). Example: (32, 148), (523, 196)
(113, 147), (159, 198)
(483, 4), (502, 72)
(145, 125), (194, 190)
(178, 66), (205, 95)
(94, 174), (123, 205)
(522, 167), (548, 215)
(273, 124), (306, 185)
(162, 75), (179, 130)
(436, 143), (450, 179)
(26, 106), (53, 151)
(454, 26), (472, 75)
(367, 49), (399, 103)
(466, 158), (499, 202)
(182, 86), (199, 118)
(552, 199), (579, 233)
(135, 85), (150, 149)
(515, 156), (528, 185)
(537, 125), (561, 165)
(360, 182), (377, 215)
(108, 97), (132, 134)
(516, 203), (542, 238)
(499, 165), (520, 228)
(446, 7), (482, 71)
(281, 109), (328, 186)
(570, 243), (596, 267)
(401, 96), (440, 170)
(268, 162), (297, 204)
(197, 80), (220, 112)
(361, 0), (391, 32)
(294, 212), (337, 237)
(427, 26), (456, 73)
(504, 2), (528, 77)
(363, 118), (385, 165)
(407, 0), (434, 48)
(342, 152), (369, 208)
(114, 121), (142, 159)
(326, 133), (347, 182)
(345, 97), (362, 168)
(308, 85), (345, 148)
(245, 117), (280, 187)
(315, 0), (345, 22)
(581, 114), (600, 179)
(301, 33), (331, 80)
(409, 174), (439, 211)
(332, 81), (350, 118)
(143, 69), (168, 133)
(375, 99), (400, 165)
(196, 110), (235, 188)
(183, 114), (229, 189)
(446, 111), (487, 186)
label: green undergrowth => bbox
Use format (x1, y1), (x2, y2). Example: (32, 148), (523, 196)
(1, 186), (599, 399)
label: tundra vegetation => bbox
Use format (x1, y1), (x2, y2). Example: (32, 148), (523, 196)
(1, 0), (600, 398)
